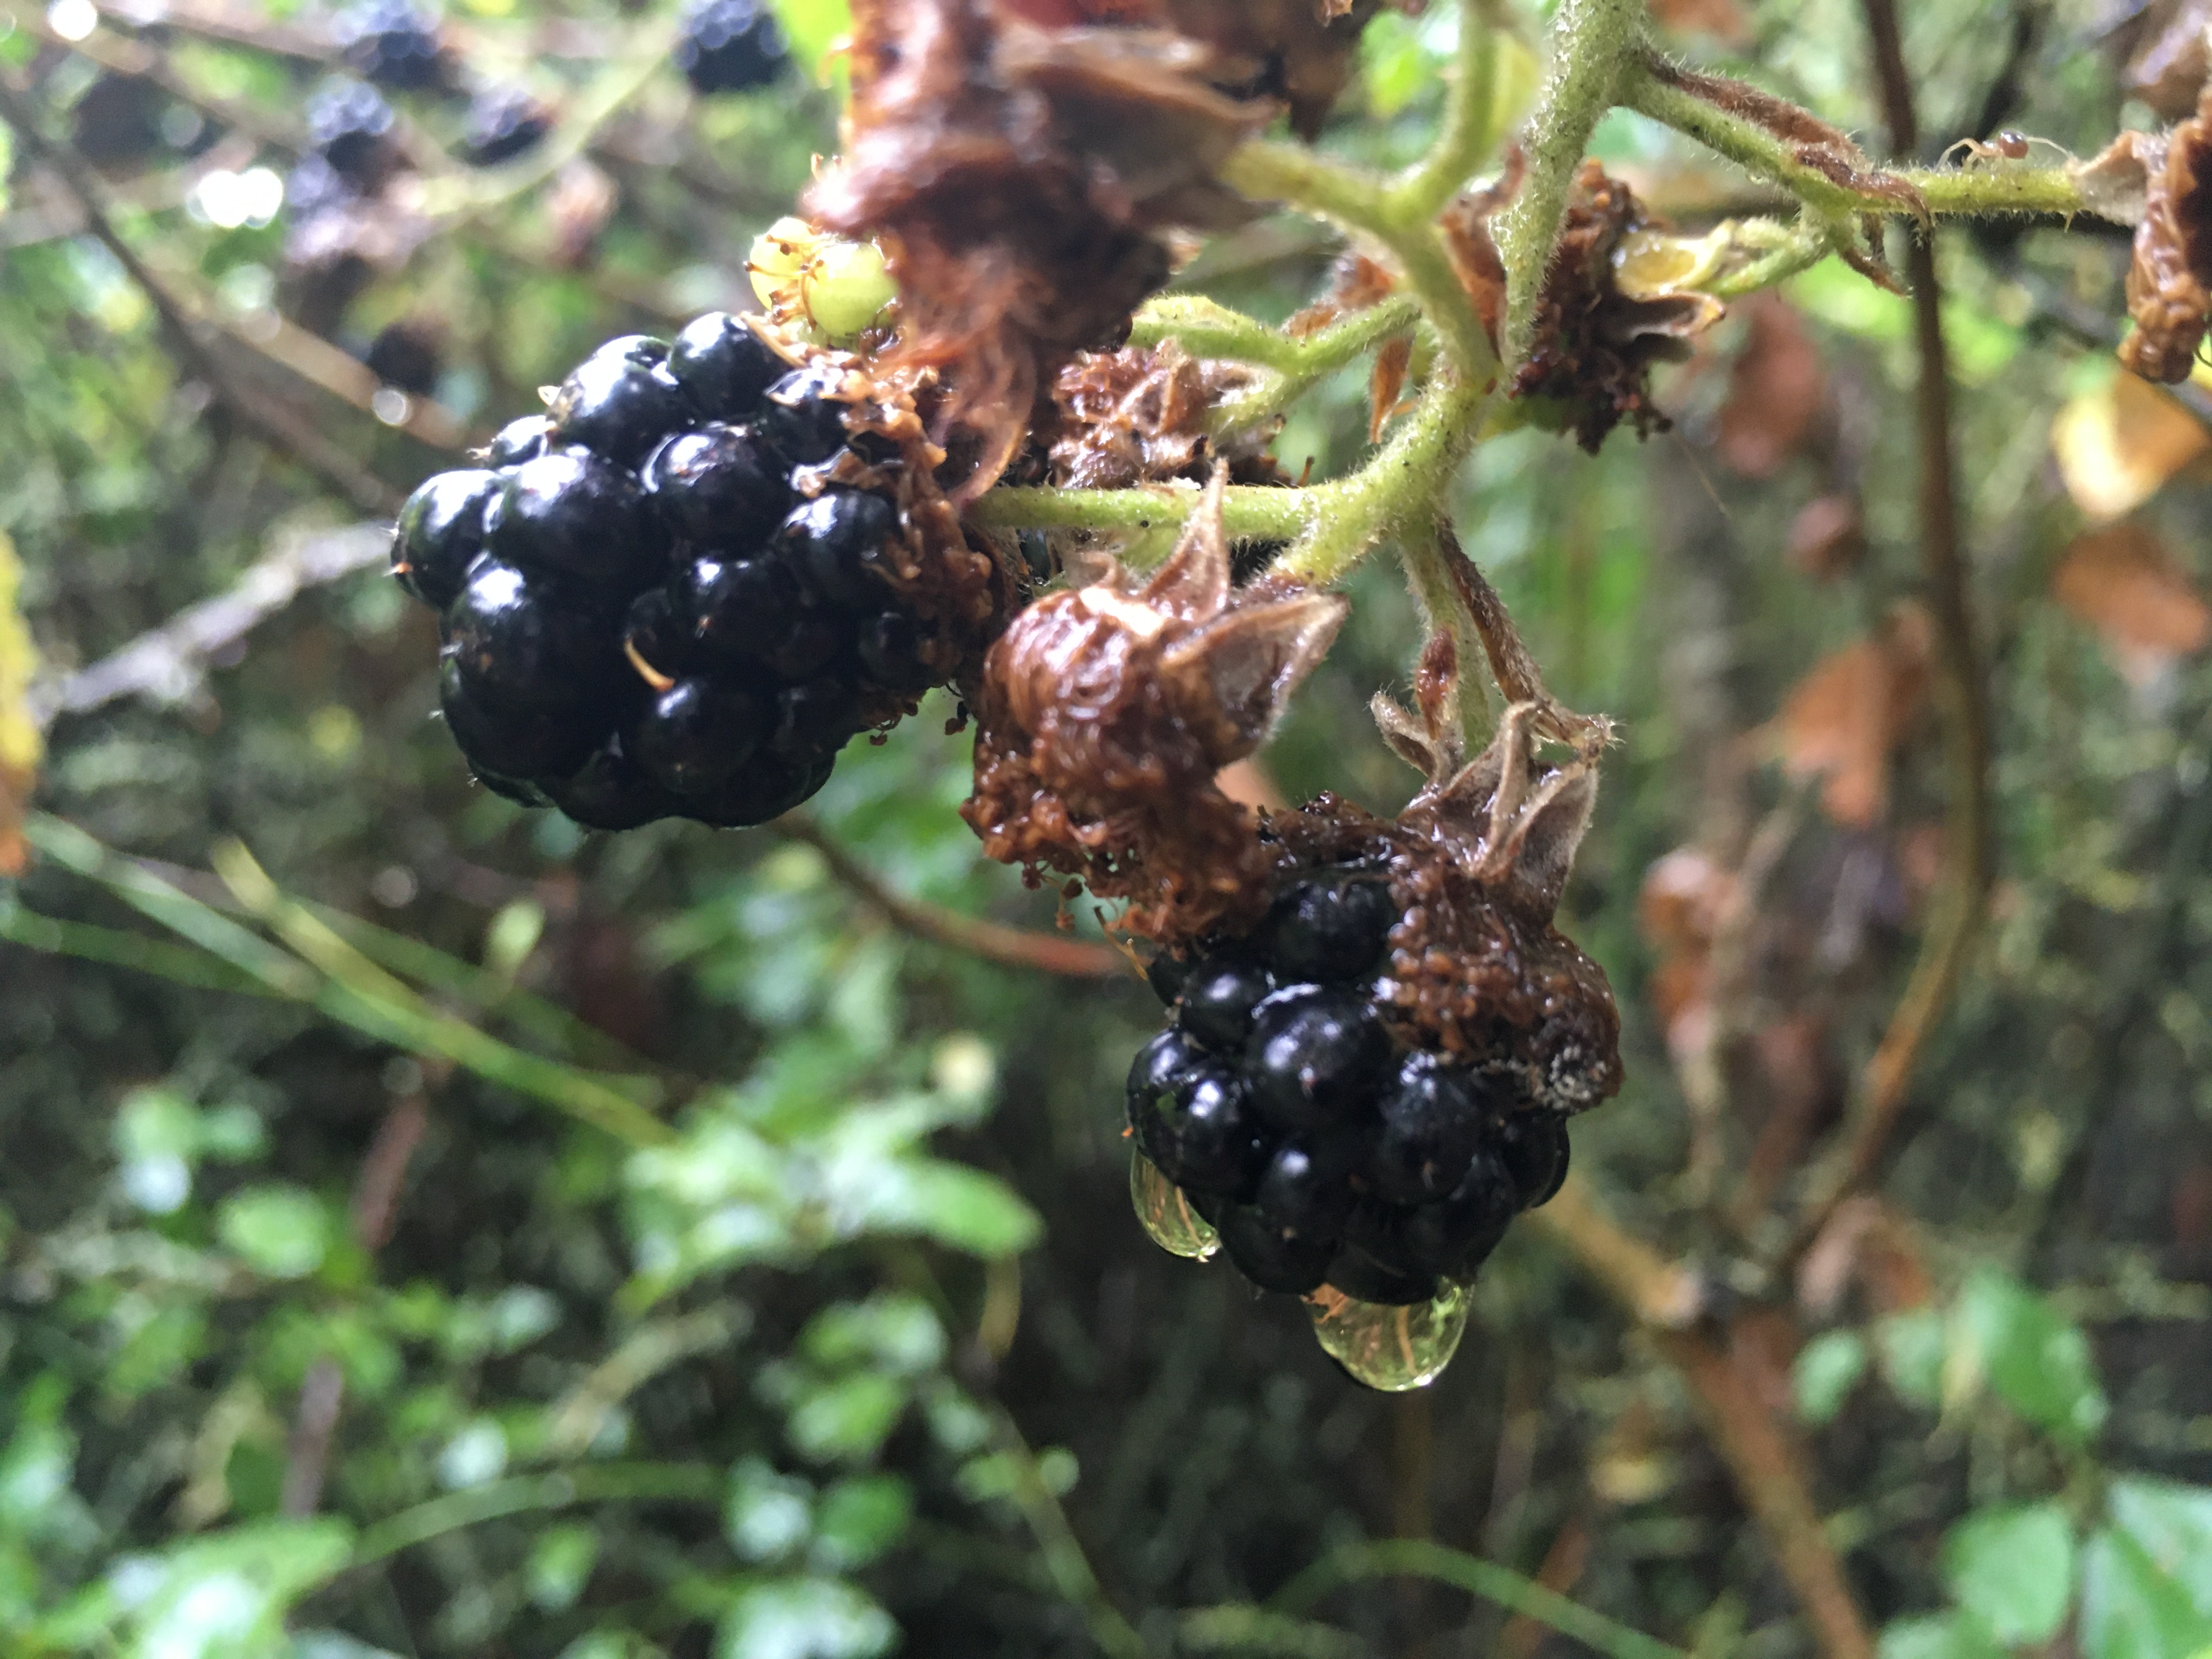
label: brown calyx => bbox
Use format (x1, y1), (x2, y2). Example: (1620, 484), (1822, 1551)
(962, 473), (1346, 938)
(2121, 80), (2212, 383)
(1047, 342), (1288, 489)
(1510, 162), (1711, 453)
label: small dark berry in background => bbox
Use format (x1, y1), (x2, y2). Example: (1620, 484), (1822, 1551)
(674, 0), (788, 95)
(363, 320), (441, 396)
(336, 0), (448, 91)
(458, 88), (552, 167)
(306, 80), (399, 191)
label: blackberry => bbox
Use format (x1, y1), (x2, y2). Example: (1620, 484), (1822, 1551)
(390, 313), (1009, 830)
(673, 0), (788, 95)
(364, 320), (441, 396)
(458, 88), (551, 167)
(305, 80), (399, 192)
(1126, 862), (1579, 1313)
(336, 0), (448, 91)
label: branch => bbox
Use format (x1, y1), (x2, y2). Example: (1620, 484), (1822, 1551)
(0, 74), (403, 518)
(776, 814), (1130, 980)
(1528, 1181), (1876, 1659)
(1776, 0), (1993, 1269)
(27, 523), (392, 732)
(1492, 0), (1647, 370)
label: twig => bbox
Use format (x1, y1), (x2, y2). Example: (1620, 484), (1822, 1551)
(777, 813), (1129, 980)
(1527, 1182), (1876, 1659)
(0, 74), (402, 519)
(1777, 0), (1993, 1269)
(281, 1092), (428, 1516)
(27, 523), (391, 732)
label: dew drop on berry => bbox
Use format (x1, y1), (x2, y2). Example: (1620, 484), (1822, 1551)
(1129, 1152), (1220, 1262)
(645, 422), (788, 550)
(1130, 1062), (1267, 1198)
(1266, 874), (1396, 984)
(1305, 1279), (1472, 1391)
(757, 365), (851, 466)
(668, 312), (785, 420)
(1244, 984), (1392, 1134)
(1176, 959), (1274, 1052)
(392, 468), (499, 610)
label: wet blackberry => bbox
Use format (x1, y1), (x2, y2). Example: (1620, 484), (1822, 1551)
(674, 0), (788, 95)
(336, 0), (447, 91)
(364, 320), (440, 396)
(306, 80), (399, 191)
(390, 312), (1007, 831)
(458, 88), (551, 167)
(1128, 863), (1579, 1308)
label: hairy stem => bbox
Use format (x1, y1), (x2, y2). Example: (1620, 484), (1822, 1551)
(1493, 0), (1647, 370)
(1391, 0), (1506, 219)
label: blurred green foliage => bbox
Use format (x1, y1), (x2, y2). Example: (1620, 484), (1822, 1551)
(4, 0), (2212, 1655)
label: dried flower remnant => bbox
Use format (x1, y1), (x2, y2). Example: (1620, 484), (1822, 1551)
(1510, 163), (1724, 452)
(1047, 343), (1283, 490)
(2120, 84), (2212, 384)
(808, 0), (1274, 493)
(2050, 521), (2212, 685)
(963, 475), (1346, 939)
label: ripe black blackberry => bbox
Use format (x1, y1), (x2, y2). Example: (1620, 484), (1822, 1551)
(1130, 864), (1572, 1308)
(336, 0), (449, 92)
(674, 0), (788, 95)
(457, 88), (551, 167)
(304, 80), (400, 193)
(390, 313), (1011, 830)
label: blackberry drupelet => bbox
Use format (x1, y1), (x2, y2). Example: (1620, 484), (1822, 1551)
(389, 313), (1004, 831)
(674, 0), (788, 95)
(457, 88), (551, 167)
(304, 80), (399, 191)
(1128, 865), (1577, 1306)
(336, 0), (447, 91)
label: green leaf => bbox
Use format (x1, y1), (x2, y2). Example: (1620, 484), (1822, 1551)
(785, 1373), (906, 1465)
(716, 1576), (894, 1659)
(2108, 1480), (2212, 1619)
(2080, 1526), (2212, 1659)
(727, 1460), (814, 1564)
(809, 1475), (912, 1571)
(1878, 1613), (2006, 1659)
(798, 1294), (945, 1376)
(117, 1519), (354, 1659)
(1942, 1502), (2074, 1644)
(525, 1523), (600, 1615)
(1875, 1308), (1946, 1407)
(873, 1160), (1041, 1259)
(1793, 1330), (1869, 1425)
(216, 1186), (332, 1279)
(1951, 1267), (2109, 1442)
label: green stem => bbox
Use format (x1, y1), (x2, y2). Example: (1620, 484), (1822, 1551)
(1390, 0), (1505, 220)
(1218, 144), (1496, 382)
(351, 1463), (720, 1566)
(968, 482), (1313, 546)
(987, 1406), (1154, 1659)
(1128, 294), (1424, 434)
(1493, 0), (1648, 370)
(1269, 1539), (1688, 1659)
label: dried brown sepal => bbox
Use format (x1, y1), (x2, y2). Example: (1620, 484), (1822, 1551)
(1047, 342), (1282, 489)
(962, 472), (1347, 938)
(2121, 83), (2212, 384)
(1286, 252), (1400, 339)
(810, 0), (1278, 495)
(1440, 146), (1523, 351)
(1510, 162), (1723, 452)
(1368, 335), (1414, 442)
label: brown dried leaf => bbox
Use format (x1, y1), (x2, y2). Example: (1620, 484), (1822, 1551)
(2051, 520), (2212, 683)
(1285, 252), (1397, 338)
(1786, 493), (1866, 581)
(1047, 343), (1273, 489)
(2123, 0), (2212, 122)
(1767, 605), (1932, 828)
(2052, 368), (2210, 520)
(2121, 81), (2212, 383)
(1368, 334), (1412, 443)
(1715, 296), (1827, 478)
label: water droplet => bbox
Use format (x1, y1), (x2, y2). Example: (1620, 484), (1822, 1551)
(1129, 1152), (1219, 1260)
(1304, 1279), (1471, 1390)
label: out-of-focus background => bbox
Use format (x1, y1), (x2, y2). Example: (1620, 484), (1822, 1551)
(4, 0), (2212, 1654)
